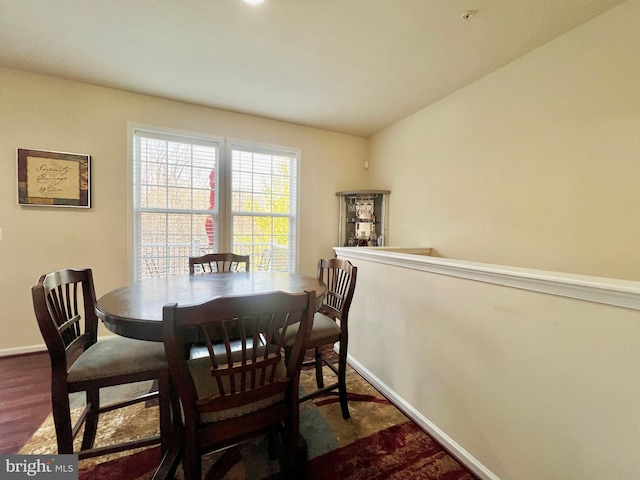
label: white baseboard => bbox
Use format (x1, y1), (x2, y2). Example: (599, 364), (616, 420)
(0, 344), (46, 357)
(346, 353), (500, 480)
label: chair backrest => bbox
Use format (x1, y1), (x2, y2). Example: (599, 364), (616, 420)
(257, 250), (272, 271)
(317, 258), (357, 324)
(162, 290), (315, 424)
(188, 253), (250, 274)
(32, 268), (98, 376)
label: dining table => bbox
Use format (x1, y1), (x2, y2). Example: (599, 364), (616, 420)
(96, 270), (326, 341)
(95, 270), (327, 479)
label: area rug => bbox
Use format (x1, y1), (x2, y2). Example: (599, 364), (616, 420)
(20, 355), (476, 479)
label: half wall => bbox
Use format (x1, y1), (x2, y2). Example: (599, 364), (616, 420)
(336, 246), (640, 480)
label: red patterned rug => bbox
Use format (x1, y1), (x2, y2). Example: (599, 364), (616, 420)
(22, 355), (477, 480)
(306, 422), (474, 480)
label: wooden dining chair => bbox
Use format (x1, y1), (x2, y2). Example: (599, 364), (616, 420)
(188, 252), (250, 274)
(32, 268), (171, 459)
(162, 289), (315, 479)
(280, 258), (357, 419)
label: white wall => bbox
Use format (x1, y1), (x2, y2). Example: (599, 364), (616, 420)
(338, 248), (640, 480)
(368, 0), (640, 282)
(0, 68), (367, 352)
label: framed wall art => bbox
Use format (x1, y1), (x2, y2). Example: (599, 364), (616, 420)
(17, 149), (91, 208)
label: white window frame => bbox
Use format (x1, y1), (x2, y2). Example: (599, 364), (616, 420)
(127, 124), (300, 280)
(226, 138), (301, 273)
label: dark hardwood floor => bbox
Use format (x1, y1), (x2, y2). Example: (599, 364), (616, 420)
(0, 352), (53, 453)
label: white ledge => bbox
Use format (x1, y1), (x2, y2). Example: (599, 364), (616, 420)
(334, 247), (640, 311)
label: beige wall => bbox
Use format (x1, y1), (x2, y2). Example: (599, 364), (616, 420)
(0, 68), (367, 352)
(353, 3), (640, 478)
(368, 0), (640, 282)
(338, 249), (640, 480)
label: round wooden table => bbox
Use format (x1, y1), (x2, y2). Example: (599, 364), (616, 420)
(96, 271), (326, 342)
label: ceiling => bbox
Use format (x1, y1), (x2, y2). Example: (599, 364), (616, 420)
(0, 0), (626, 137)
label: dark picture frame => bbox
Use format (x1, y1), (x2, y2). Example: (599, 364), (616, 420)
(17, 149), (91, 208)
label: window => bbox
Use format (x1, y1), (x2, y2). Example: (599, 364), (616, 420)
(131, 127), (298, 279)
(230, 143), (297, 273)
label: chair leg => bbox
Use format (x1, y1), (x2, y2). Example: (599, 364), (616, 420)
(314, 348), (324, 389)
(51, 391), (74, 454)
(337, 339), (350, 420)
(280, 422), (305, 479)
(81, 388), (100, 450)
(154, 372), (183, 480)
(284, 346), (291, 366)
(182, 429), (201, 480)
(157, 370), (171, 456)
(267, 427), (278, 461)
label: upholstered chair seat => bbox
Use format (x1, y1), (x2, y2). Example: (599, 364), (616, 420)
(67, 336), (167, 383)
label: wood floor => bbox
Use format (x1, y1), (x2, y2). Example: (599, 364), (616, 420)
(0, 352), (53, 454)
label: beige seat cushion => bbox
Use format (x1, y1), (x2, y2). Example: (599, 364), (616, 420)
(280, 312), (341, 348)
(188, 355), (287, 423)
(68, 336), (167, 383)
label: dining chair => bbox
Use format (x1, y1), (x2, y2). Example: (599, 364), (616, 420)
(257, 249), (272, 271)
(162, 289), (315, 479)
(188, 252), (250, 274)
(280, 258), (357, 419)
(32, 268), (171, 459)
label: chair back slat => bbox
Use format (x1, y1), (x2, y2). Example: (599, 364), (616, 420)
(52, 283), (83, 346)
(189, 253), (250, 274)
(317, 258), (357, 323)
(57, 314), (82, 336)
(32, 269), (99, 370)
